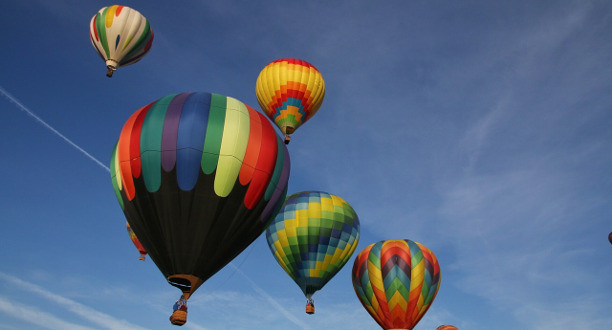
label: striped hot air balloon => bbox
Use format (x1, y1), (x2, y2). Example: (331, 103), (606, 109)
(255, 58), (325, 144)
(89, 5), (154, 77)
(110, 92), (290, 325)
(266, 191), (360, 314)
(352, 239), (441, 330)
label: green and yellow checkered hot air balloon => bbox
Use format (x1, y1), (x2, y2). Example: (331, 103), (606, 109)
(265, 191), (360, 314)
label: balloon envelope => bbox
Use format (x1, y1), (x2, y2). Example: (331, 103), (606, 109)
(437, 325), (458, 330)
(352, 239), (441, 330)
(110, 92), (290, 299)
(255, 58), (325, 139)
(89, 5), (153, 76)
(266, 191), (360, 301)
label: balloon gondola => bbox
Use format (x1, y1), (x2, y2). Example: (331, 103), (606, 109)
(110, 92), (290, 325)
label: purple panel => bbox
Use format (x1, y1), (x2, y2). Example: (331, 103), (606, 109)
(161, 93), (191, 172)
(260, 144), (291, 221)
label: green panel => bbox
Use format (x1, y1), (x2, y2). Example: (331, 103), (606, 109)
(214, 97), (250, 197)
(141, 94), (175, 192)
(96, 10), (110, 58)
(201, 94), (226, 174)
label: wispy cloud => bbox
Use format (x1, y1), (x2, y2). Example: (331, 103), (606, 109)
(0, 296), (93, 330)
(0, 86), (110, 172)
(0, 272), (146, 330)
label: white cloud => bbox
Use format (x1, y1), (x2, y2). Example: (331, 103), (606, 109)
(0, 272), (147, 330)
(0, 296), (92, 330)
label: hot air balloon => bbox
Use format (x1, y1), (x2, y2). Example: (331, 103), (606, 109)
(110, 92), (290, 326)
(126, 222), (147, 260)
(265, 191), (359, 314)
(609, 232), (612, 245)
(89, 5), (154, 77)
(255, 58), (325, 144)
(352, 239), (441, 330)
(437, 325), (458, 330)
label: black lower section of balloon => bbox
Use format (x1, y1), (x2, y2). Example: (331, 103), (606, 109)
(120, 168), (275, 288)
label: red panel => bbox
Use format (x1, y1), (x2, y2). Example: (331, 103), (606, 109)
(129, 104), (151, 178)
(116, 103), (151, 200)
(239, 106), (261, 185)
(92, 16), (99, 41)
(243, 109), (278, 209)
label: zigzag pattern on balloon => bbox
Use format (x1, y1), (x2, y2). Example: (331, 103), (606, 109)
(352, 239), (441, 330)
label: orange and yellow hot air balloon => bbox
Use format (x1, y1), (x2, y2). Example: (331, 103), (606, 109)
(255, 58), (325, 144)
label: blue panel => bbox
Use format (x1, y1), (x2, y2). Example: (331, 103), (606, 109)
(176, 92), (212, 190)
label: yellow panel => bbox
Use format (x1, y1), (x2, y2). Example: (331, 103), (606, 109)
(214, 97), (249, 197)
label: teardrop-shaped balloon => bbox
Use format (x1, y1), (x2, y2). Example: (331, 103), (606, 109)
(110, 92), (290, 325)
(265, 191), (359, 314)
(255, 58), (325, 143)
(352, 239), (441, 330)
(89, 5), (154, 77)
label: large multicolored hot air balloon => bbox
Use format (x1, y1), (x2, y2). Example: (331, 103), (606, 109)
(352, 239), (441, 330)
(609, 232), (612, 245)
(255, 58), (325, 144)
(89, 5), (154, 77)
(110, 92), (290, 326)
(265, 191), (359, 314)
(126, 221), (147, 260)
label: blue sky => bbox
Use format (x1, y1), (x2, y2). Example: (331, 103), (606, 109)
(1, 1), (611, 329)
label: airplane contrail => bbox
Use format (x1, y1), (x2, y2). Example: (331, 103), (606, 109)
(0, 85), (110, 172)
